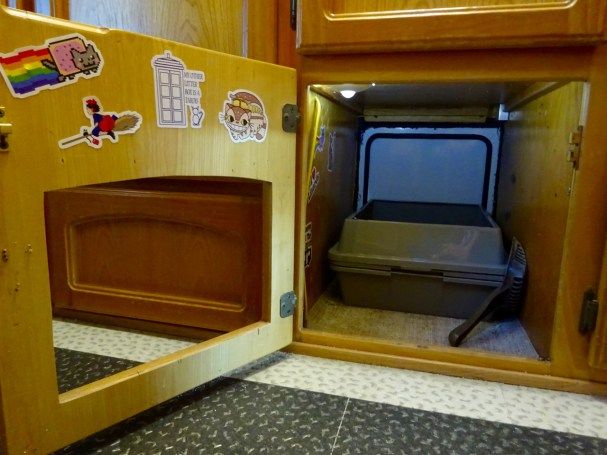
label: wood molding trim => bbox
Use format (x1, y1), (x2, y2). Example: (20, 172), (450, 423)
(298, 329), (549, 375)
(504, 81), (568, 112)
(286, 341), (607, 396)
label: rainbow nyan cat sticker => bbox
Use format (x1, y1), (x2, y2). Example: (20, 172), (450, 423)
(0, 34), (104, 98)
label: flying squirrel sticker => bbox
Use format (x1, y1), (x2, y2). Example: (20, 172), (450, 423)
(219, 89), (268, 143)
(59, 97), (142, 149)
(0, 34), (103, 98)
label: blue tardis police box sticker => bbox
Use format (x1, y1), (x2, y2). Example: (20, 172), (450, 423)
(151, 51), (205, 129)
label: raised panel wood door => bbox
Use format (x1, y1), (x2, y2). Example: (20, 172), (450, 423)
(297, 0), (607, 53)
(45, 178), (266, 332)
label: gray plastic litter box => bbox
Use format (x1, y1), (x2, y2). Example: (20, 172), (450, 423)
(328, 200), (508, 319)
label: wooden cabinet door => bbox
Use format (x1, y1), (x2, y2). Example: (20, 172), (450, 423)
(589, 238), (607, 369)
(45, 179), (267, 333)
(297, 0), (607, 54)
(0, 6), (295, 453)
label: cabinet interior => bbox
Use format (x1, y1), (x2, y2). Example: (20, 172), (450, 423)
(302, 80), (587, 361)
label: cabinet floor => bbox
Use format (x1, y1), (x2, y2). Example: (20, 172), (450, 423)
(307, 283), (539, 359)
(52, 319), (607, 454)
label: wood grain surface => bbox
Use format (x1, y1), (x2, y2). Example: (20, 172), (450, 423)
(298, 0), (606, 53)
(0, 6), (296, 453)
(70, 0), (244, 55)
(497, 82), (584, 358)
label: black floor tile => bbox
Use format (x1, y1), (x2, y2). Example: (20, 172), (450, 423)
(55, 347), (141, 393)
(55, 378), (347, 454)
(333, 399), (607, 455)
(52, 349), (607, 455)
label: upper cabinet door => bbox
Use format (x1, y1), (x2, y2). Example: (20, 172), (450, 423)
(297, 0), (607, 53)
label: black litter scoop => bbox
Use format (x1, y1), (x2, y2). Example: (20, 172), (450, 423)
(448, 237), (527, 347)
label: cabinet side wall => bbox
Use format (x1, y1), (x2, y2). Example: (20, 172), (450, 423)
(496, 82), (584, 358)
(304, 91), (358, 310)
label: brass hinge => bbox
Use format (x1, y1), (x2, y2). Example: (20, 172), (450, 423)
(280, 291), (297, 318)
(579, 289), (599, 334)
(566, 125), (583, 169)
(0, 106), (12, 152)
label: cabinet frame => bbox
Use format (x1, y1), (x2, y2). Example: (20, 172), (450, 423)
(292, 46), (607, 393)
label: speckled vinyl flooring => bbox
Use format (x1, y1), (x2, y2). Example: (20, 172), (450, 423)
(52, 358), (607, 454)
(52, 320), (607, 454)
(55, 347), (141, 393)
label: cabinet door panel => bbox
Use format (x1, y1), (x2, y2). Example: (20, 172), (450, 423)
(298, 0), (606, 53)
(0, 6), (295, 453)
(46, 182), (265, 333)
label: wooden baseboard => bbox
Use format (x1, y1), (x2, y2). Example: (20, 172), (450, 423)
(298, 328), (550, 374)
(286, 341), (607, 396)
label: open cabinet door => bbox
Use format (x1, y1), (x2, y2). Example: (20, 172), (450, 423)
(0, 6), (295, 454)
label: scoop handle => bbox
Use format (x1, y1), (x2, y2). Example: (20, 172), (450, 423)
(448, 275), (514, 347)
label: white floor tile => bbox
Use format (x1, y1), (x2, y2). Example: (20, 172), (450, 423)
(52, 319), (607, 439)
(52, 319), (196, 362)
(499, 383), (607, 438)
(228, 351), (607, 439)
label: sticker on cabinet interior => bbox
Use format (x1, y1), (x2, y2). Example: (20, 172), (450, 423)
(219, 89), (268, 143)
(151, 51), (205, 129)
(58, 96), (142, 149)
(304, 222), (313, 269)
(327, 130), (336, 172)
(0, 34), (103, 98)
(308, 166), (320, 203)
(315, 125), (326, 154)
(305, 244), (313, 269)
(305, 222), (313, 244)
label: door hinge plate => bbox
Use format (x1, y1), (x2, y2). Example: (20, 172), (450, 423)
(282, 104), (299, 133)
(290, 0), (297, 31)
(579, 289), (599, 334)
(0, 106), (11, 152)
(280, 291), (297, 318)
(566, 125), (583, 168)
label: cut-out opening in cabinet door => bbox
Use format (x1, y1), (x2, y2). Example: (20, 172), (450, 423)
(0, 5), (295, 453)
(46, 176), (274, 394)
(297, 0), (606, 53)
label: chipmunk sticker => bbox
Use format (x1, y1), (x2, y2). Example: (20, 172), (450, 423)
(59, 97), (141, 149)
(0, 34), (103, 98)
(219, 90), (268, 143)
